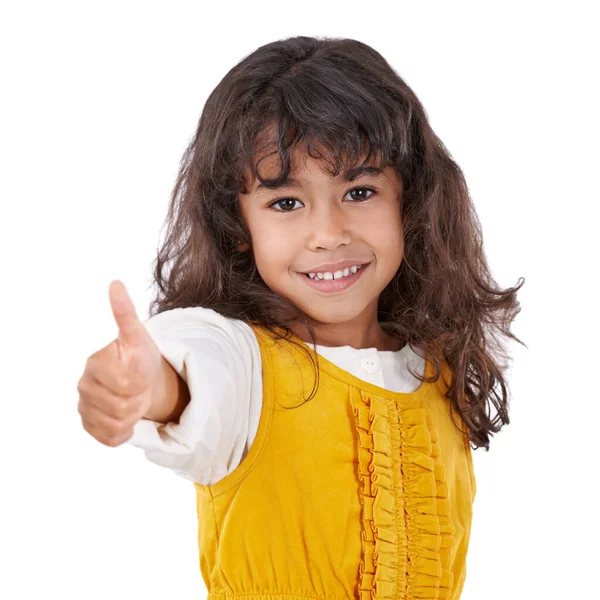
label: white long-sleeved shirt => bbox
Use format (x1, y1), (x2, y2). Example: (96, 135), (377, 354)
(127, 307), (425, 485)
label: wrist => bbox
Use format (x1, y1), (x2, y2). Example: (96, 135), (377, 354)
(145, 357), (190, 424)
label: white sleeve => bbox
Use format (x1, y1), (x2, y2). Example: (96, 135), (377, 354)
(126, 307), (263, 486)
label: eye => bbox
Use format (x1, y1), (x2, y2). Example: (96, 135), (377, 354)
(268, 198), (303, 212)
(345, 186), (376, 202)
(267, 186), (376, 212)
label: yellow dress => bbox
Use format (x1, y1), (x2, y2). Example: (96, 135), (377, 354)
(194, 325), (476, 600)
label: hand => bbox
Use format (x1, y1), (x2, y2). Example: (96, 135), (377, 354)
(77, 280), (164, 447)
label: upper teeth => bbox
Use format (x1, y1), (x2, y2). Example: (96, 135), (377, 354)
(307, 265), (362, 280)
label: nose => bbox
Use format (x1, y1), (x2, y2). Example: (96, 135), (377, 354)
(307, 201), (351, 250)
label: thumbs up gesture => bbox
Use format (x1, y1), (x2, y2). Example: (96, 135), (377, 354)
(77, 281), (165, 447)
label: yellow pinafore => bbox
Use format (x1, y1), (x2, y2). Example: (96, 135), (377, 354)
(194, 325), (476, 600)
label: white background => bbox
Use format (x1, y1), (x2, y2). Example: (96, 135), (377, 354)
(2, 1), (598, 598)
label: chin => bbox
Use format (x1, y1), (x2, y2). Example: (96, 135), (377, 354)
(303, 307), (367, 325)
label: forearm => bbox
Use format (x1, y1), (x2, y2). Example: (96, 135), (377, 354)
(145, 356), (191, 424)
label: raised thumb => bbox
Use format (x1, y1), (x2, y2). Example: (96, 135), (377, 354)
(109, 280), (149, 359)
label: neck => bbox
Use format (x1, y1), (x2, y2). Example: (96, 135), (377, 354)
(290, 318), (403, 351)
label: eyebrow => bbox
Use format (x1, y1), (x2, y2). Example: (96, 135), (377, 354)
(255, 165), (386, 191)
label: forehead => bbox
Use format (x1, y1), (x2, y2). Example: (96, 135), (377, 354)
(243, 138), (389, 193)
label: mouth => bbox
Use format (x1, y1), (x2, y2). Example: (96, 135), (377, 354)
(297, 262), (371, 294)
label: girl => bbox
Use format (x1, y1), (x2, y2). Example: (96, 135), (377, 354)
(78, 36), (525, 600)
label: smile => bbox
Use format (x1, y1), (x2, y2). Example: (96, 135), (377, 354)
(297, 262), (371, 294)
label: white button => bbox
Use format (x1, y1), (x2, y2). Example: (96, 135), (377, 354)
(360, 356), (380, 374)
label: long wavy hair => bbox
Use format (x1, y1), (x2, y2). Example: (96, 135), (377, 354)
(148, 35), (526, 451)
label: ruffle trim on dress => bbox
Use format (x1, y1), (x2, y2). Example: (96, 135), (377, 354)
(351, 389), (456, 600)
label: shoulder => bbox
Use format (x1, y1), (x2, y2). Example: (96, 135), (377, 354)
(145, 306), (243, 334)
(144, 306), (255, 343)
(143, 306), (261, 369)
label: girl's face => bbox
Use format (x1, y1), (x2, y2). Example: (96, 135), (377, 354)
(238, 148), (405, 349)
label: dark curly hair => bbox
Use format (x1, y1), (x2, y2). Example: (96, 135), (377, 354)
(148, 35), (526, 451)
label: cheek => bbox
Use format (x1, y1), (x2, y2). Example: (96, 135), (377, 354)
(388, 225), (405, 260)
(388, 218), (404, 250)
(250, 227), (296, 284)
(363, 207), (404, 251)
(252, 226), (291, 265)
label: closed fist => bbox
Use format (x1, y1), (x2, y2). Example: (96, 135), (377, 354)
(77, 280), (164, 447)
